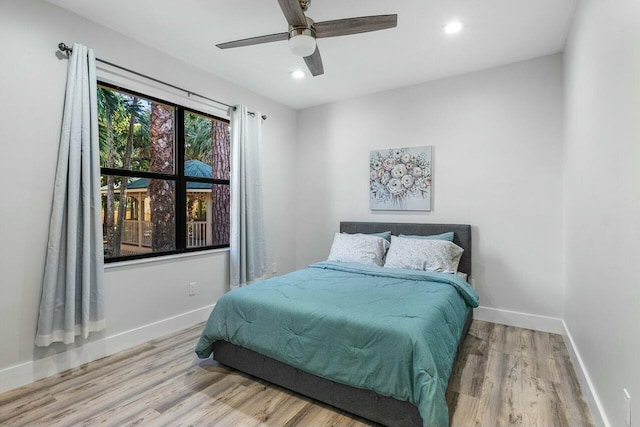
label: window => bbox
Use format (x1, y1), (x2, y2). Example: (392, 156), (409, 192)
(98, 83), (230, 262)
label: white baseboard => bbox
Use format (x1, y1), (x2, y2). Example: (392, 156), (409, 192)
(473, 306), (564, 334)
(561, 320), (610, 427)
(0, 304), (214, 394)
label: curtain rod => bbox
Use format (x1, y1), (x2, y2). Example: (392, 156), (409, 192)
(57, 43), (267, 120)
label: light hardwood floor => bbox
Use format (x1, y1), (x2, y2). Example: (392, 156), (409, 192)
(0, 320), (593, 427)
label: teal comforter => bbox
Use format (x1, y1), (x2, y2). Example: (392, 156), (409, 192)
(195, 262), (479, 427)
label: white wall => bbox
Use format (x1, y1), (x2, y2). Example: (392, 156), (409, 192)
(0, 0), (297, 388)
(296, 55), (565, 320)
(563, 1), (640, 426)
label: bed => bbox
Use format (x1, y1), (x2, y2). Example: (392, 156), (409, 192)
(195, 222), (478, 427)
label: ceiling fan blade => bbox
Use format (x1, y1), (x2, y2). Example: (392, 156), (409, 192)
(277, 0), (308, 27)
(315, 14), (398, 38)
(304, 46), (324, 76)
(216, 32), (289, 49)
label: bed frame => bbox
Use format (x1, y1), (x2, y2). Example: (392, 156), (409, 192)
(213, 222), (473, 426)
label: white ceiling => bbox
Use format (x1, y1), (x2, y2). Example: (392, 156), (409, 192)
(47, 0), (576, 110)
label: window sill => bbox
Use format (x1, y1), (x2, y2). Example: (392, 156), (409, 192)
(104, 247), (230, 270)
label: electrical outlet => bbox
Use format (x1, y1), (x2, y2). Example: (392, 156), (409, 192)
(189, 282), (197, 296)
(624, 388), (631, 426)
(272, 262), (277, 274)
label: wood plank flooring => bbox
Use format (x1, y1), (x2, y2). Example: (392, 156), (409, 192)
(0, 320), (593, 427)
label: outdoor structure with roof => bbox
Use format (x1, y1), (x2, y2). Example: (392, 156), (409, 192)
(102, 160), (222, 256)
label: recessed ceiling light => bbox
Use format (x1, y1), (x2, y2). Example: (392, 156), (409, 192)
(444, 20), (463, 35)
(291, 69), (305, 79)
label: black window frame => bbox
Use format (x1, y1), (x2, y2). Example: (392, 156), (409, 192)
(99, 81), (230, 263)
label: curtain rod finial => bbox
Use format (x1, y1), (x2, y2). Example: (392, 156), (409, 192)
(58, 42), (71, 54)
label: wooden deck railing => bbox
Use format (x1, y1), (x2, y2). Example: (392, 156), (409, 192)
(187, 221), (207, 248)
(122, 220), (208, 248)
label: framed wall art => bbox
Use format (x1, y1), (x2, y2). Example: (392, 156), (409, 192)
(369, 146), (432, 211)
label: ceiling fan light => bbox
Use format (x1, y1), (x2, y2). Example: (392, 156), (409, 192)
(288, 28), (316, 57)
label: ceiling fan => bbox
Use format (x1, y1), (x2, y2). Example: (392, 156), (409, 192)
(216, 0), (398, 77)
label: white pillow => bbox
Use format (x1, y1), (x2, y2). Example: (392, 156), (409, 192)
(384, 236), (464, 273)
(327, 233), (390, 266)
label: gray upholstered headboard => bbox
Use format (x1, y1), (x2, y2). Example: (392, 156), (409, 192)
(340, 222), (472, 276)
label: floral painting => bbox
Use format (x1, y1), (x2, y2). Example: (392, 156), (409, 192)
(370, 146), (432, 211)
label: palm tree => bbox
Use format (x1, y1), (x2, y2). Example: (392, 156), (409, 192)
(98, 87), (120, 257)
(111, 96), (143, 255)
(211, 120), (230, 245)
(185, 112), (212, 163)
(149, 102), (176, 252)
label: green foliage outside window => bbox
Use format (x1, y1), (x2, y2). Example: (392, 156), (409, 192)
(98, 84), (230, 261)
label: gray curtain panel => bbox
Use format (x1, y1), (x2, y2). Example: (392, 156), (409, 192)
(35, 43), (105, 346)
(229, 105), (266, 288)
